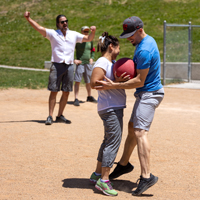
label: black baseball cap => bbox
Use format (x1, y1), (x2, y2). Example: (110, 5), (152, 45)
(120, 16), (143, 38)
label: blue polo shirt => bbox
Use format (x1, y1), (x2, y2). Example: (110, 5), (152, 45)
(133, 35), (163, 93)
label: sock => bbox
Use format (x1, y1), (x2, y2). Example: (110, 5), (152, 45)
(100, 178), (109, 183)
(94, 172), (101, 176)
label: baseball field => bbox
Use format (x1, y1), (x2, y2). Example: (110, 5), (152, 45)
(0, 86), (199, 199)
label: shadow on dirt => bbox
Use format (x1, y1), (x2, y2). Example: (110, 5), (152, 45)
(0, 120), (45, 124)
(66, 100), (85, 105)
(62, 178), (153, 196)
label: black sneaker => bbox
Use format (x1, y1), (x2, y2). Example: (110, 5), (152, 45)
(74, 98), (80, 106)
(86, 96), (97, 103)
(109, 162), (134, 180)
(56, 115), (71, 124)
(45, 116), (53, 125)
(132, 173), (158, 196)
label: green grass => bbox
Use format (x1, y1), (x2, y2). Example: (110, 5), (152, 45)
(1, 0), (200, 69)
(0, 68), (49, 89)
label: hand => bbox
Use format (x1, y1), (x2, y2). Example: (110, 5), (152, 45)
(89, 58), (93, 65)
(74, 60), (82, 65)
(94, 76), (116, 90)
(24, 11), (30, 20)
(114, 72), (130, 82)
(90, 26), (96, 32)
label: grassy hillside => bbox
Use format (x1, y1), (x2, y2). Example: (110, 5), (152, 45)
(0, 0), (200, 68)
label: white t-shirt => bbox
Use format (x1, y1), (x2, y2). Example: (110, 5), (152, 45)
(93, 57), (126, 113)
(46, 29), (84, 64)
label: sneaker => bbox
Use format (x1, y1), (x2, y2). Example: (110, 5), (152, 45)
(74, 98), (80, 106)
(132, 173), (158, 196)
(89, 172), (101, 184)
(109, 162), (134, 180)
(56, 115), (71, 124)
(95, 179), (118, 196)
(45, 116), (53, 125)
(86, 96), (97, 103)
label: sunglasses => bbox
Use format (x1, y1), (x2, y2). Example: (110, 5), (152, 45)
(83, 31), (89, 33)
(60, 19), (68, 24)
(130, 28), (141, 37)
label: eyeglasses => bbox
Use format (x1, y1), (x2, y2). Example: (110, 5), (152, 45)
(60, 20), (68, 24)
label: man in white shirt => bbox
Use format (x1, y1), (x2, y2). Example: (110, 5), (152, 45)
(24, 11), (96, 125)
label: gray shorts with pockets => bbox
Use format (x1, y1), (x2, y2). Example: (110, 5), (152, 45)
(74, 63), (93, 83)
(130, 88), (164, 131)
(48, 62), (74, 92)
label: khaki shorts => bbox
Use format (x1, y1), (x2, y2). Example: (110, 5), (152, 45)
(48, 63), (74, 92)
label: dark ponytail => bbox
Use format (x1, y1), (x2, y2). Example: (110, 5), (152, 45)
(97, 32), (119, 53)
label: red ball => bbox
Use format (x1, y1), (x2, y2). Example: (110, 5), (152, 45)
(113, 58), (137, 79)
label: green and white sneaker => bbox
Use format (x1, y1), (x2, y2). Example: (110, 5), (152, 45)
(95, 178), (118, 196)
(89, 172), (101, 184)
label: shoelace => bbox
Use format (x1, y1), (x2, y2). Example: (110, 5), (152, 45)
(106, 181), (113, 190)
(135, 176), (146, 190)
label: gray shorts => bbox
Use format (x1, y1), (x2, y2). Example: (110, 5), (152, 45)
(97, 109), (124, 168)
(48, 63), (74, 92)
(130, 88), (164, 131)
(74, 64), (92, 83)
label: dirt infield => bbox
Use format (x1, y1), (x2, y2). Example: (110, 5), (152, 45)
(0, 87), (200, 200)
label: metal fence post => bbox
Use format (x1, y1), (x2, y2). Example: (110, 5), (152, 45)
(163, 20), (166, 85)
(188, 21), (192, 82)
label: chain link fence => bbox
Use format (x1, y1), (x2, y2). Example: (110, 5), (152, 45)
(163, 21), (200, 85)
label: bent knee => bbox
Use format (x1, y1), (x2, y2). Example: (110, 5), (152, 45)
(134, 128), (148, 138)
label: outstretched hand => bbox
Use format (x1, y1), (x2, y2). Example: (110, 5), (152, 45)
(94, 76), (116, 90)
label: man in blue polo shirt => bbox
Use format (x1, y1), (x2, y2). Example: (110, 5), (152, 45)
(95, 16), (164, 196)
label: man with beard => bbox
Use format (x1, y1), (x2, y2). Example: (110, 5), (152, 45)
(24, 11), (96, 125)
(95, 16), (164, 196)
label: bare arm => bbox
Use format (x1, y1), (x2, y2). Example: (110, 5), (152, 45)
(24, 11), (46, 37)
(82, 26), (96, 42)
(95, 68), (149, 90)
(90, 67), (106, 89)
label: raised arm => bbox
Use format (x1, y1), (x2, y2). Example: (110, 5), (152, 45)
(82, 26), (96, 42)
(24, 11), (46, 37)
